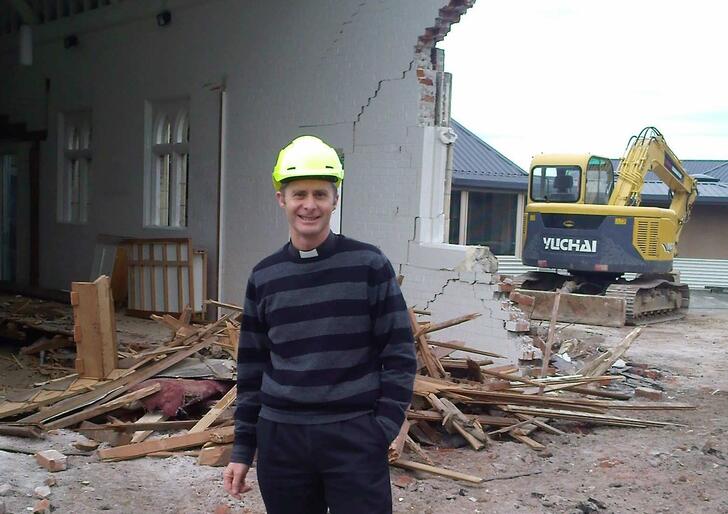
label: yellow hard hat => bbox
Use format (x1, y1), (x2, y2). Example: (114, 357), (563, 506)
(272, 135), (344, 191)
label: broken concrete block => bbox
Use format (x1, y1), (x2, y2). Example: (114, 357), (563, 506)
(505, 319), (531, 333)
(35, 449), (67, 472)
(73, 437), (99, 451)
(34, 485), (51, 499)
(0, 484), (10, 496)
(33, 498), (51, 514)
(509, 291), (535, 307)
(634, 387), (664, 401)
(497, 281), (514, 293)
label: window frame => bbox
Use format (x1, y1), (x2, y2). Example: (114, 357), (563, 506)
(448, 188), (524, 256)
(58, 111), (92, 224)
(529, 165), (582, 204)
(144, 100), (190, 228)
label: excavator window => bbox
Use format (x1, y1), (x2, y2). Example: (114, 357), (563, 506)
(584, 156), (614, 204)
(530, 166), (580, 203)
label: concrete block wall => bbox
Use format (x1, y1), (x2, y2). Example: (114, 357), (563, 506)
(400, 264), (525, 363)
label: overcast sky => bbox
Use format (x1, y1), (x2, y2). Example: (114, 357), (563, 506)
(438, 0), (728, 170)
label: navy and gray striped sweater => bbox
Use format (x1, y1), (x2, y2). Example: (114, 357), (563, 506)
(231, 232), (416, 465)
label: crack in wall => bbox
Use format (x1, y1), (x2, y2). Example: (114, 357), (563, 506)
(422, 275), (460, 311)
(354, 60), (414, 124)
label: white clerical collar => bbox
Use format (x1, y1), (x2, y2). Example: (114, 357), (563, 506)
(298, 248), (319, 259)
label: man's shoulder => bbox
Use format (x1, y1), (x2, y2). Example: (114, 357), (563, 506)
(250, 245), (289, 275)
(337, 235), (388, 265)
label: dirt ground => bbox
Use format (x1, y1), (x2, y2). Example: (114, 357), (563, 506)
(1, 298), (727, 513)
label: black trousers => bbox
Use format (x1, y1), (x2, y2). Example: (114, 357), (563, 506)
(256, 414), (392, 514)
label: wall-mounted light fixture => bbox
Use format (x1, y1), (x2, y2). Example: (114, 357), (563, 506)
(63, 34), (79, 49)
(156, 10), (172, 27)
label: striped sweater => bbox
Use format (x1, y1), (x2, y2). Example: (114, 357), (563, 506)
(231, 232), (416, 465)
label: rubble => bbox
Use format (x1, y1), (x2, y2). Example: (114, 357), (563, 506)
(0, 281), (700, 500)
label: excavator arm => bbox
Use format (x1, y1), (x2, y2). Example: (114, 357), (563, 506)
(608, 127), (698, 243)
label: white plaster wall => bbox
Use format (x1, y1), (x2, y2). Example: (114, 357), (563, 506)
(0, 0), (448, 297)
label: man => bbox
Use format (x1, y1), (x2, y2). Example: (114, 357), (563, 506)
(223, 135), (416, 514)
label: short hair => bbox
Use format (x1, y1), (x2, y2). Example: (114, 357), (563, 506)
(279, 180), (339, 198)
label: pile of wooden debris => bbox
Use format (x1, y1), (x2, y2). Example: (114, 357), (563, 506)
(0, 280), (694, 486)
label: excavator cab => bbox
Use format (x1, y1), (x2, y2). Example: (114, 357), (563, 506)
(528, 155), (614, 205)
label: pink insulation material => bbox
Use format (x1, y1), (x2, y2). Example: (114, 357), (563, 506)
(131, 379), (231, 417)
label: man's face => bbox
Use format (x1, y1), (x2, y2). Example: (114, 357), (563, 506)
(276, 179), (338, 242)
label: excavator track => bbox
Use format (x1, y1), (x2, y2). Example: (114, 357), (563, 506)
(605, 278), (689, 325)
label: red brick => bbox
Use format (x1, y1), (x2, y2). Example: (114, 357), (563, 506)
(33, 499), (51, 514)
(35, 450), (67, 472)
(393, 474), (416, 489)
(634, 387), (663, 401)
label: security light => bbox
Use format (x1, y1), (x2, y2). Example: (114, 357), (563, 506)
(156, 10), (172, 27)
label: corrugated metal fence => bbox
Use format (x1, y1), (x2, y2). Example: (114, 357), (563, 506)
(495, 256), (728, 289)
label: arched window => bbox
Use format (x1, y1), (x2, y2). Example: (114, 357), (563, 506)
(60, 111), (91, 223)
(147, 100), (190, 227)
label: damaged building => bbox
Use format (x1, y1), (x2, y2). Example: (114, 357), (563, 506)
(0, 0), (529, 360)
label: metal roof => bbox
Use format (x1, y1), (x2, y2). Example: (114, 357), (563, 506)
(641, 181), (728, 205)
(450, 122), (728, 205)
(610, 158), (728, 205)
(451, 120), (528, 191)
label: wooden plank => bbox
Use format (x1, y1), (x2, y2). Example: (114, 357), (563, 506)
(518, 289), (627, 328)
(176, 242), (183, 312)
(139, 243), (146, 311)
(43, 383), (161, 430)
(204, 299), (244, 312)
(71, 281), (104, 378)
(187, 242), (195, 314)
(162, 243), (169, 312)
(509, 432), (545, 451)
(427, 340), (505, 359)
(19, 321), (227, 424)
(150, 243), (157, 311)
(501, 405), (680, 427)
(130, 412), (167, 444)
(409, 310), (446, 379)
(98, 425), (235, 461)
(127, 244), (136, 312)
(391, 459), (484, 483)
(539, 289), (562, 394)
(94, 275), (119, 376)
(387, 420), (409, 463)
(414, 312), (481, 338)
(580, 327), (643, 377)
(189, 386), (236, 433)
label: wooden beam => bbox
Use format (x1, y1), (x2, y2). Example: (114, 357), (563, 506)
(43, 383), (161, 430)
(391, 459), (484, 483)
(189, 386), (236, 433)
(19, 317), (231, 424)
(517, 289), (627, 328)
(427, 340), (505, 359)
(98, 426), (234, 461)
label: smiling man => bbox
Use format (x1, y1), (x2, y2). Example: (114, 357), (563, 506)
(223, 135), (416, 514)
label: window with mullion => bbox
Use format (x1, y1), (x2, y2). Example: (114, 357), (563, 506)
(147, 101), (189, 228)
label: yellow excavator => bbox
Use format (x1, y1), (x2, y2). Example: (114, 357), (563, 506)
(518, 127), (698, 325)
